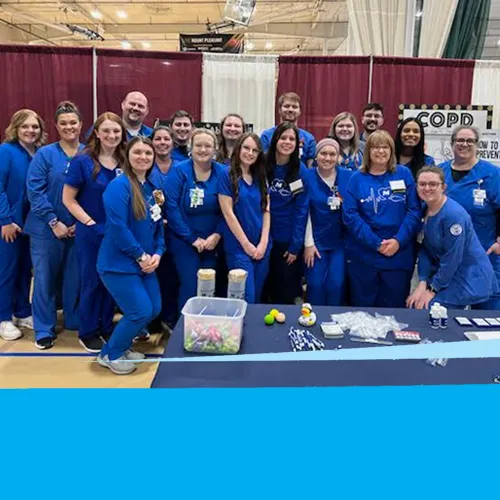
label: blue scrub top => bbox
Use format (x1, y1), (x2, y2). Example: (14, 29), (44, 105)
(25, 141), (85, 238)
(339, 149), (364, 172)
(261, 126), (316, 163)
(218, 167), (266, 253)
(171, 144), (190, 162)
(268, 162), (309, 254)
(304, 166), (353, 251)
(342, 164), (422, 270)
(418, 197), (499, 306)
(97, 174), (165, 275)
(65, 152), (122, 234)
(164, 159), (226, 244)
(0, 141), (34, 227)
(439, 159), (500, 250)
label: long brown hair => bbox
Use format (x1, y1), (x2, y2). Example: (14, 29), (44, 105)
(230, 133), (267, 211)
(123, 136), (156, 220)
(216, 113), (245, 163)
(3, 109), (47, 147)
(85, 112), (127, 179)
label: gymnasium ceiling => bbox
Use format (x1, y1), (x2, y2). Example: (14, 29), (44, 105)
(0, 0), (348, 55)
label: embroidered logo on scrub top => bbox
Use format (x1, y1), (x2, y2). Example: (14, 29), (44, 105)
(270, 178), (291, 197)
(450, 224), (463, 236)
(115, 168), (123, 177)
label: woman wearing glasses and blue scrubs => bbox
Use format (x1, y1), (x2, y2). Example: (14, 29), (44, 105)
(439, 126), (500, 310)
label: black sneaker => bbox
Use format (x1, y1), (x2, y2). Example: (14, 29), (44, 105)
(35, 337), (54, 350)
(79, 336), (104, 353)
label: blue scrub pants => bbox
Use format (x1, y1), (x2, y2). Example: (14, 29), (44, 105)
(306, 247), (345, 306)
(155, 249), (179, 328)
(347, 259), (413, 308)
(75, 227), (115, 339)
(99, 271), (161, 360)
(171, 235), (217, 312)
(0, 233), (31, 322)
(30, 234), (80, 340)
(226, 250), (270, 304)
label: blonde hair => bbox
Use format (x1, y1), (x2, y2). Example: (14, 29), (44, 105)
(361, 130), (397, 173)
(3, 109), (47, 147)
(190, 128), (218, 150)
(328, 112), (360, 155)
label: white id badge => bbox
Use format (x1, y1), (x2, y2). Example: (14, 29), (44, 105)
(189, 187), (204, 208)
(389, 180), (406, 192)
(327, 196), (341, 211)
(150, 204), (161, 222)
(289, 179), (304, 195)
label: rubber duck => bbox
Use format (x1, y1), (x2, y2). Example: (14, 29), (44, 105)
(298, 303), (317, 327)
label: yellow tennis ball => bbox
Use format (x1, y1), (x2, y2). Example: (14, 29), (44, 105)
(270, 309), (280, 318)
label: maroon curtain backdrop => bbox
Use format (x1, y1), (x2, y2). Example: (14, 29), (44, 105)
(96, 49), (202, 126)
(0, 45), (94, 143)
(276, 56), (370, 140)
(371, 57), (475, 135)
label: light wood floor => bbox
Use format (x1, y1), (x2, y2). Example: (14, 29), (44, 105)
(0, 322), (166, 389)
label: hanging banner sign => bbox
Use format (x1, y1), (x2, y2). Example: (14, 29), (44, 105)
(179, 33), (244, 53)
(154, 119), (253, 134)
(398, 104), (495, 164)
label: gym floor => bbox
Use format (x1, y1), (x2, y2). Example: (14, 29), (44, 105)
(0, 314), (166, 389)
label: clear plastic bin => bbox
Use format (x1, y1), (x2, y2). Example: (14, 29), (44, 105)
(181, 296), (247, 354)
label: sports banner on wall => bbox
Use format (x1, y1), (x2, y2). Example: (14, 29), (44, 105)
(398, 104), (496, 164)
(179, 33), (244, 53)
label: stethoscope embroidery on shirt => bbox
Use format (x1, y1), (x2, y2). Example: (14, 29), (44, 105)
(189, 186), (205, 208)
(473, 179), (486, 207)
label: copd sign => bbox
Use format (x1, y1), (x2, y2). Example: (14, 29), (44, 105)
(398, 104), (495, 164)
(399, 104), (493, 135)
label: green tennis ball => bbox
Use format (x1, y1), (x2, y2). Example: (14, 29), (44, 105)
(264, 314), (275, 325)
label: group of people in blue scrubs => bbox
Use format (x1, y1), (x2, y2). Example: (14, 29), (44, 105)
(1, 88), (500, 374)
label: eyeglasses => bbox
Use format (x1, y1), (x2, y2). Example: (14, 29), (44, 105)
(242, 145), (260, 155)
(417, 181), (443, 189)
(454, 138), (477, 146)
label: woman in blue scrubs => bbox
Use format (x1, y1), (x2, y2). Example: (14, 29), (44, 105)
(164, 128), (225, 311)
(63, 112), (127, 353)
(0, 109), (46, 342)
(148, 125), (179, 332)
(303, 138), (352, 306)
(263, 122), (309, 305)
(407, 167), (498, 309)
(439, 125), (500, 309)
(97, 136), (164, 375)
(343, 130), (421, 308)
(328, 112), (363, 172)
(25, 101), (83, 349)
(216, 114), (245, 166)
(395, 117), (435, 179)
(218, 132), (270, 303)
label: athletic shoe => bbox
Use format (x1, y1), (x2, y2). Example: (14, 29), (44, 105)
(97, 354), (137, 375)
(13, 316), (34, 330)
(0, 321), (23, 341)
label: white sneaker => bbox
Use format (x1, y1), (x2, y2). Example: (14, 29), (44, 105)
(97, 354), (137, 375)
(13, 316), (34, 330)
(0, 321), (23, 341)
(124, 350), (146, 362)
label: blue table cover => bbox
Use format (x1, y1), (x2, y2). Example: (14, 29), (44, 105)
(151, 305), (500, 388)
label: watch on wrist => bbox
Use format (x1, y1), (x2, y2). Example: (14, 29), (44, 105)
(49, 218), (59, 228)
(427, 283), (436, 294)
(136, 253), (147, 263)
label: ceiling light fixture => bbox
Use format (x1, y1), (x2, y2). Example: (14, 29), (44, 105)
(265, 41), (273, 50)
(142, 41), (151, 49)
(246, 41), (254, 50)
(415, 10), (423, 17)
(91, 10), (103, 20)
(116, 10), (128, 19)
(121, 40), (132, 49)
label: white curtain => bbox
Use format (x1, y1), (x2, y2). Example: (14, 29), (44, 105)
(346, 0), (407, 56)
(418, 0), (459, 58)
(202, 53), (278, 135)
(472, 60), (500, 129)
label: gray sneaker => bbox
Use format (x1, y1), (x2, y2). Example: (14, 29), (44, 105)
(97, 354), (137, 375)
(124, 350), (146, 362)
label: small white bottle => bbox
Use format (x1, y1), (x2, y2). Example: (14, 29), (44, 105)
(429, 304), (440, 329)
(439, 306), (448, 329)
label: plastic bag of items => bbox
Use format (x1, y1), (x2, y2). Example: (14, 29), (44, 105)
(330, 311), (409, 339)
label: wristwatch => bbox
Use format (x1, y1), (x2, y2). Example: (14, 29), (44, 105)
(427, 283), (437, 294)
(49, 218), (59, 228)
(136, 253), (147, 263)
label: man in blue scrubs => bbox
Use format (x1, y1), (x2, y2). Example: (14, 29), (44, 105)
(260, 92), (316, 167)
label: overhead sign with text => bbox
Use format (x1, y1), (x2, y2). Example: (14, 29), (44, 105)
(179, 33), (244, 53)
(398, 104), (495, 164)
